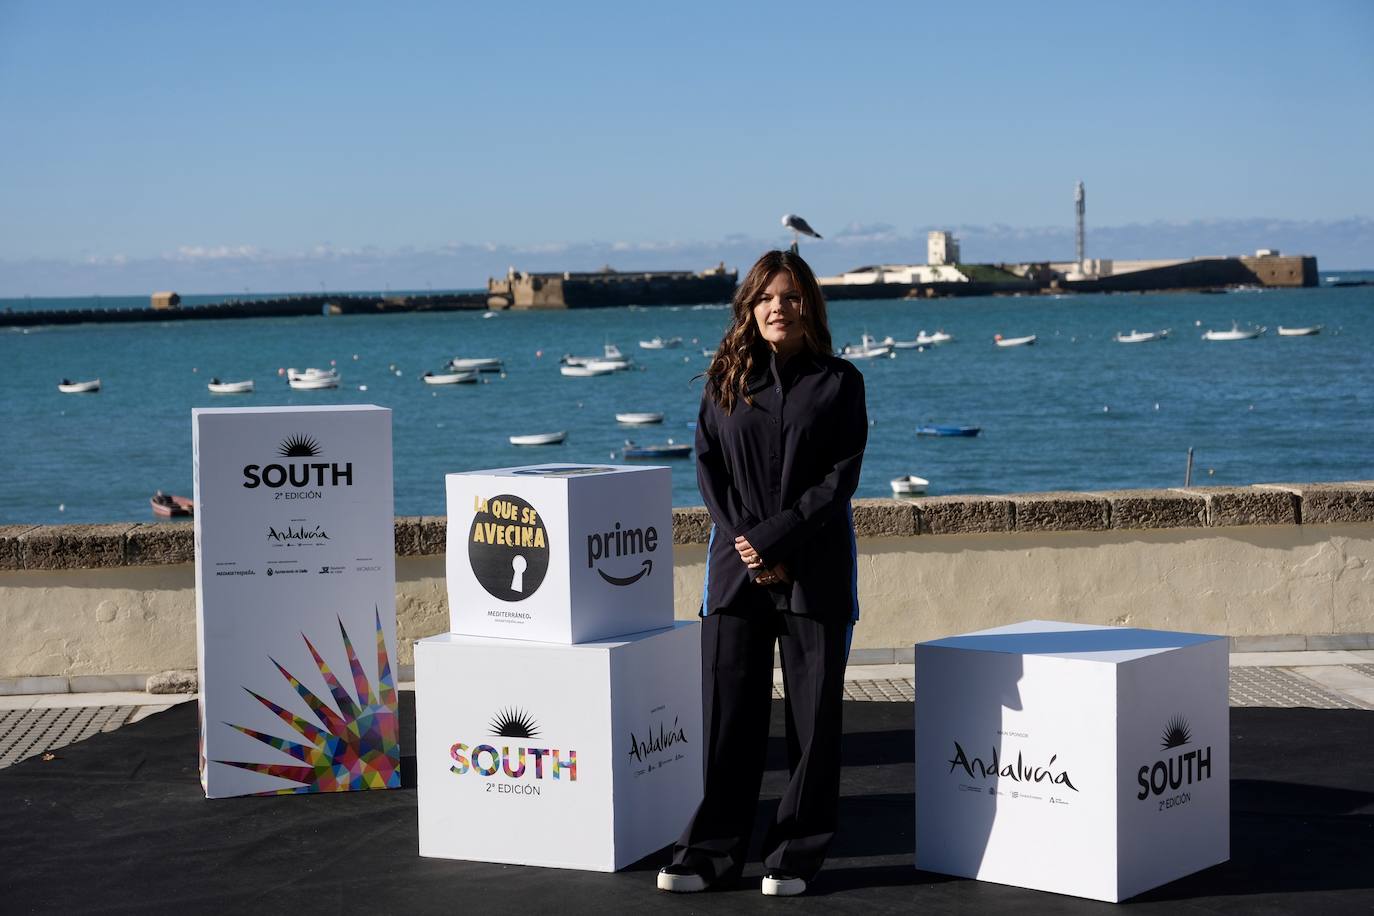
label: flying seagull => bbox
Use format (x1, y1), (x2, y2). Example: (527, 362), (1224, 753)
(782, 213), (822, 240)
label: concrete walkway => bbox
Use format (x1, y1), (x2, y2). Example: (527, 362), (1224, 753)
(2, 650), (1371, 770)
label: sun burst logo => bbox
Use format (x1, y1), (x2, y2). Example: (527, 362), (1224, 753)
(1161, 715), (1192, 750)
(278, 434), (322, 457)
(215, 609), (399, 794)
(489, 707), (540, 739)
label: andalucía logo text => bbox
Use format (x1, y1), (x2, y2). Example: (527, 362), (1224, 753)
(947, 741), (1079, 791)
(267, 523), (331, 543)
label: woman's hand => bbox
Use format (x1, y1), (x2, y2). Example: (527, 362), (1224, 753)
(734, 535), (764, 569)
(754, 563), (792, 587)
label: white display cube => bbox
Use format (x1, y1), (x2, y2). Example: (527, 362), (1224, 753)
(915, 620), (1229, 902)
(415, 622), (703, 871)
(445, 464), (673, 643)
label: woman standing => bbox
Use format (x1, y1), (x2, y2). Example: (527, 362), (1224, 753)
(658, 249), (867, 897)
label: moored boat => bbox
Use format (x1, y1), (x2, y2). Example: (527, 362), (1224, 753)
(449, 357), (503, 372)
(560, 364), (616, 378)
(917, 330), (953, 346)
(585, 358), (630, 372)
(423, 370), (479, 385)
(288, 373), (341, 390)
(916, 425), (981, 437)
(57, 378), (101, 393)
(1202, 322), (1265, 341)
(622, 439), (692, 459)
(1277, 325), (1323, 336)
(509, 431), (567, 446)
(639, 336), (683, 350)
(616, 411), (665, 425)
(994, 334), (1036, 347)
(890, 475), (930, 496)
(841, 334), (894, 360)
(207, 378), (254, 393)
(563, 343), (631, 371)
(1113, 329), (1170, 344)
(151, 491), (194, 518)
(286, 366), (338, 382)
(882, 335), (921, 350)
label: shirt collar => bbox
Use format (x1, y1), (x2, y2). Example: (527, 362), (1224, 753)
(747, 348), (819, 393)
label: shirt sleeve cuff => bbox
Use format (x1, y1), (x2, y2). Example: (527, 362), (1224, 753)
(744, 509), (802, 565)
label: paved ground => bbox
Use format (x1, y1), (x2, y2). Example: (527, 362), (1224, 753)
(2, 649), (1370, 771)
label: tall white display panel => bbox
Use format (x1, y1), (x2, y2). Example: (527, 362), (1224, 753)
(444, 464), (673, 643)
(194, 406), (399, 799)
(915, 620), (1228, 902)
(415, 623), (703, 871)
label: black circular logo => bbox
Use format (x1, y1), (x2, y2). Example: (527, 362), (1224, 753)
(468, 494), (550, 602)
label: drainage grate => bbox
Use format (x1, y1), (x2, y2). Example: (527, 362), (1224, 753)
(0, 706), (139, 769)
(1228, 667), (1362, 709)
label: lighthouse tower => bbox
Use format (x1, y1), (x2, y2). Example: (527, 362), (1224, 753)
(1075, 180), (1086, 271)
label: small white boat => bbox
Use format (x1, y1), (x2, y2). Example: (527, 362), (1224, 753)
(1113, 329), (1170, 344)
(1277, 325), (1323, 336)
(564, 343), (631, 371)
(482, 311), (498, 319)
(289, 373), (341, 390)
(639, 336), (683, 350)
(1202, 323), (1265, 341)
(994, 334), (1037, 347)
(917, 330), (954, 346)
(588, 358), (632, 372)
(207, 378), (254, 394)
(890, 475), (930, 496)
(882, 335), (921, 350)
(286, 366), (338, 382)
(842, 334), (894, 360)
(701, 347), (716, 358)
(449, 357), (503, 372)
(616, 411), (665, 425)
(560, 364), (616, 378)
(58, 378), (100, 393)
(509, 431), (567, 446)
(423, 370), (479, 385)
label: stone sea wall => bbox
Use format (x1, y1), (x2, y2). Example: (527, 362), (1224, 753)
(1, 481), (1371, 691)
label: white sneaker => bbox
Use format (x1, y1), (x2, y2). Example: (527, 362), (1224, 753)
(761, 872), (807, 896)
(657, 865), (709, 893)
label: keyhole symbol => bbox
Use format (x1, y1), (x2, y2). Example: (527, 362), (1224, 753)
(511, 555), (527, 592)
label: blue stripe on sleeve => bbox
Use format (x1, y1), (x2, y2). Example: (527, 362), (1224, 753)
(847, 503), (860, 622)
(700, 523), (715, 617)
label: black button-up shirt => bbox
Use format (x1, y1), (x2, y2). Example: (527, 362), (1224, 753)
(696, 350), (868, 621)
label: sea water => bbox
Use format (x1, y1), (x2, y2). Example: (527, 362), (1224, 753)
(2, 278), (1371, 525)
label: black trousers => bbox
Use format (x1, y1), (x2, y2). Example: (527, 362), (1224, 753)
(671, 608), (850, 882)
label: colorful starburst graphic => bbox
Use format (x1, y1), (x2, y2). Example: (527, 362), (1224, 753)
(216, 609), (400, 794)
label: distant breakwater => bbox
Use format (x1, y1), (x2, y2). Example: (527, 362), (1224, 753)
(0, 292), (490, 328)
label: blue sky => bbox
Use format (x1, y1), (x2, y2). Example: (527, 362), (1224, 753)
(2, 0), (1372, 294)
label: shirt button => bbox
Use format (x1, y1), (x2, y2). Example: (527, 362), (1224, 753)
(774, 386), (781, 394)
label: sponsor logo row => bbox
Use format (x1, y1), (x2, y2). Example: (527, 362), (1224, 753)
(213, 562), (384, 577)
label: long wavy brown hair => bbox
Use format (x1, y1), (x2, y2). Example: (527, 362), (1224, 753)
(705, 249), (833, 413)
